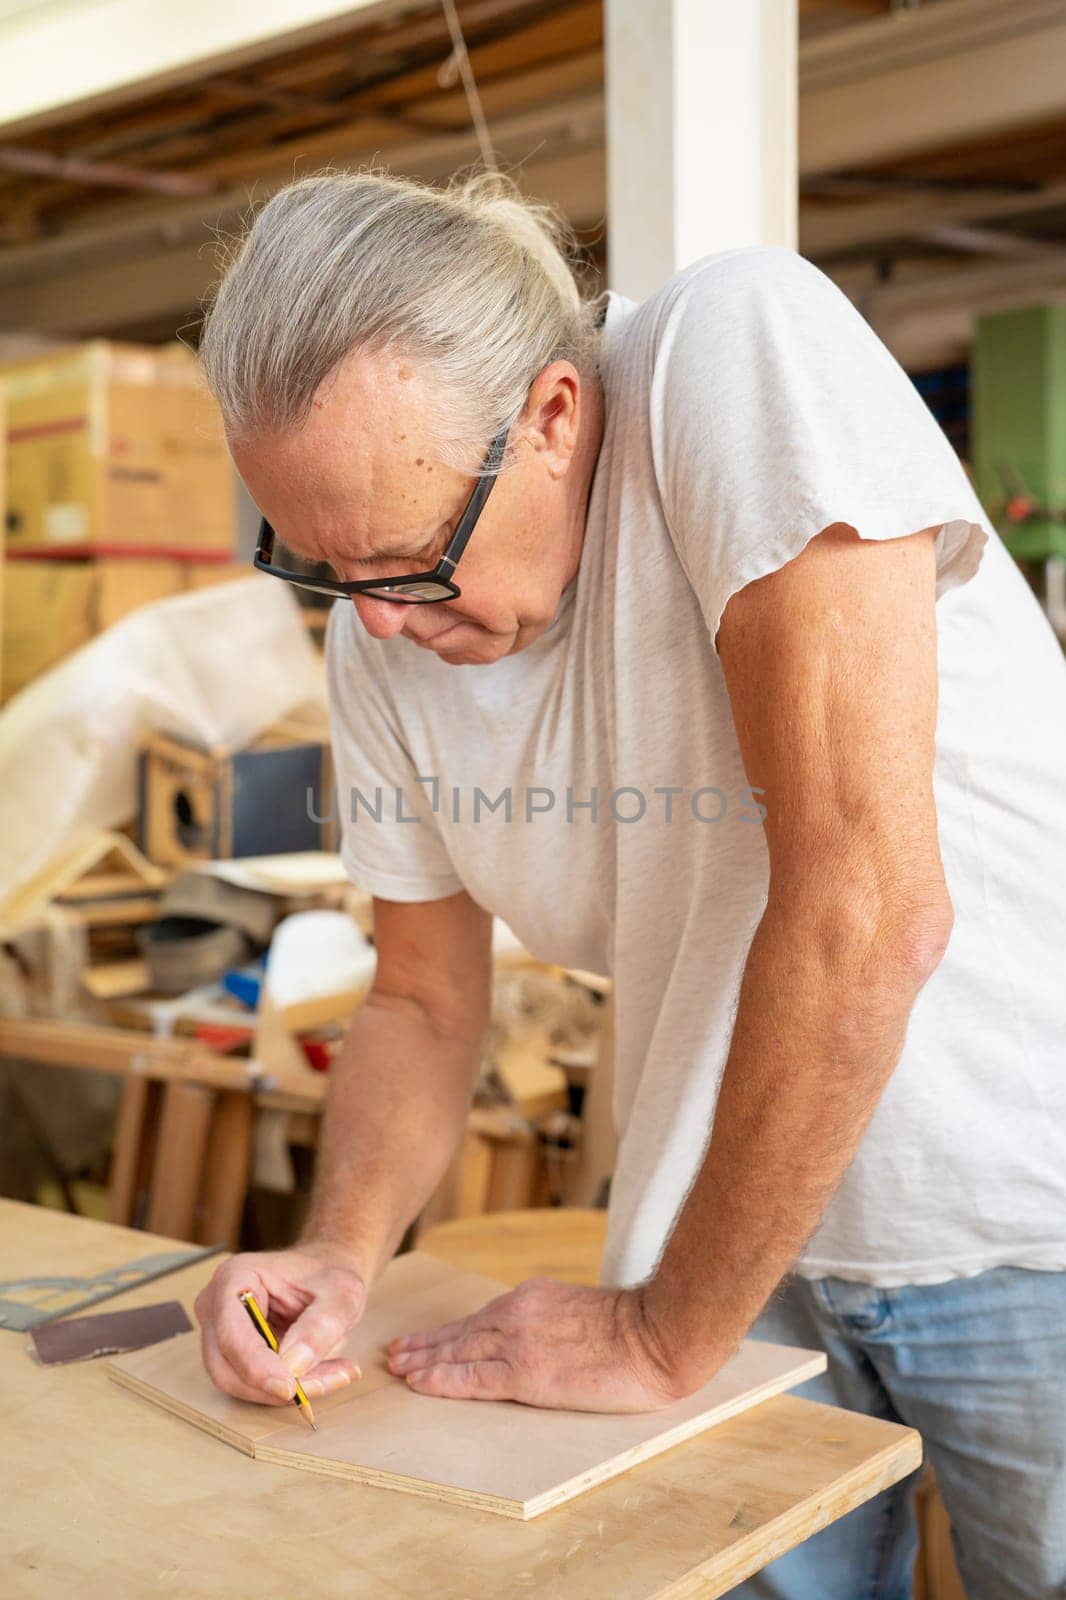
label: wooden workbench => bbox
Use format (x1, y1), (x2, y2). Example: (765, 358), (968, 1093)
(0, 1200), (922, 1599)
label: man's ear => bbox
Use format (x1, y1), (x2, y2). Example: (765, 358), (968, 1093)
(522, 361), (581, 478)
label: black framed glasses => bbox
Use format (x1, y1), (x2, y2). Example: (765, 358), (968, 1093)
(253, 424), (510, 605)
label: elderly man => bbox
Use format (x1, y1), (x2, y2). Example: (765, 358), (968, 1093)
(194, 170), (1066, 1597)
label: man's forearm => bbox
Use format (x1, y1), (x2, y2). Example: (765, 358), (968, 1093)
(301, 993), (483, 1284)
(641, 894), (950, 1389)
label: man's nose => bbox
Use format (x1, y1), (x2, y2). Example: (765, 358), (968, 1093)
(350, 594), (412, 639)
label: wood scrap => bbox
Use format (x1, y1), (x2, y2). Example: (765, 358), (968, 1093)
(81, 959), (151, 1000)
(1, 830), (167, 938)
(493, 1029), (570, 1119)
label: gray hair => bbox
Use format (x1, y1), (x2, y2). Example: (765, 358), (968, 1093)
(198, 167), (602, 473)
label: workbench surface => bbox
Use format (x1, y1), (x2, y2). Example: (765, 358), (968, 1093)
(0, 1200), (922, 1599)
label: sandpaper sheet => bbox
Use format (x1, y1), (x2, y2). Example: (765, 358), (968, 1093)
(31, 1300), (192, 1365)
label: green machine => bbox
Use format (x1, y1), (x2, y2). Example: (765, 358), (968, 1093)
(972, 304), (1066, 563)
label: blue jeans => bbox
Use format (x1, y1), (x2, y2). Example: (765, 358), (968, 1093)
(730, 1268), (1066, 1600)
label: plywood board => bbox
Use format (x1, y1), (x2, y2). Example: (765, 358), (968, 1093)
(111, 1251), (825, 1519)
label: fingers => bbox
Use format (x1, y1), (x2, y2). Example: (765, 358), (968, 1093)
(193, 1254), (365, 1403)
(387, 1313), (473, 1357)
(386, 1286), (519, 1359)
(276, 1267), (366, 1380)
(405, 1357), (513, 1401)
(195, 1265), (294, 1401)
(298, 1357), (363, 1400)
(386, 1291), (510, 1357)
(389, 1328), (504, 1377)
(200, 1317), (359, 1403)
(199, 1321), (294, 1404)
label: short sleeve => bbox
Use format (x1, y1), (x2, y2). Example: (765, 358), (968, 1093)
(651, 247), (990, 648)
(325, 602), (463, 902)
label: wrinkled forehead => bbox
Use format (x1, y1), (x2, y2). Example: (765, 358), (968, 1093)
(229, 349), (464, 563)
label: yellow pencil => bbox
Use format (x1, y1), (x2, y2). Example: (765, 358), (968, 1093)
(239, 1289), (318, 1430)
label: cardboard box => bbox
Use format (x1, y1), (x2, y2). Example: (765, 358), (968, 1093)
(1, 557), (184, 698)
(181, 559), (252, 591)
(156, 345), (237, 554)
(1, 554), (256, 700)
(2, 342), (236, 556)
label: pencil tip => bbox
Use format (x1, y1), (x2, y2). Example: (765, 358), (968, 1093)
(312, 1422), (319, 1431)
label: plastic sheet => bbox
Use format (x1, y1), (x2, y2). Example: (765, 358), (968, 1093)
(0, 577), (326, 932)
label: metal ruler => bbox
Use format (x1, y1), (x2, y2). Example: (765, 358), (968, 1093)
(0, 1244), (224, 1330)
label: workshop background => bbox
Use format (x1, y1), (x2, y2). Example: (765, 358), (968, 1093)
(2, 3), (1064, 1593)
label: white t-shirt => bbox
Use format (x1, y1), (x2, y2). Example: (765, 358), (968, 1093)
(326, 247), (1066, 1289)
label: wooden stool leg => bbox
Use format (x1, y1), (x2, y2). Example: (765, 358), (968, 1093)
(487, 1136), (538, 1212)
(146, 1082), (215, 1241)
(453, 1131), (494, 1217)
(415, 1130), (495, 1235)
(197, 1091), (254, 1249)
(565, 993), (617, 1207)
(108, 1076), (157, 1227)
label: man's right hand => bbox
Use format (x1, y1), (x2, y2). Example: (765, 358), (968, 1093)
(193, 1244), (369, 1404)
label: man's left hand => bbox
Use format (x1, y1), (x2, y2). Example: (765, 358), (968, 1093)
(385, 1276), (702, 1412)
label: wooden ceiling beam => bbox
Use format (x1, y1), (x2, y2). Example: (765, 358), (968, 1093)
(801, 0), (1066, 175)
(367, 48), (602, 131)
(344, 0), (578, 64)
(802, 177), (1066, 259)
(86, 102), (352, 178)
(0, 144), (217, 197)
(32, 3), (591, 181)
(799, 0), (886, 14)
(863, 248), (1066, 320)
(7, 0), (1066, 282)
(204, 75), (347, 119)
(0, 87), (605, 290)
(0, 0), (595, 235)
(0, 140), (605, 335)
(193, 112), (421, 184)
(919, 222), (1066, 259)
(0, 238), (219, 335)
(196, 85), (603, 188)
(0, 0), (404, 141)
(70, 91), (254, 164)
(352, 0), (602, 111)
(861, 129), (1066, 188)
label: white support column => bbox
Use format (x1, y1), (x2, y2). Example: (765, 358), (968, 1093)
(605, 0), (797, 302)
